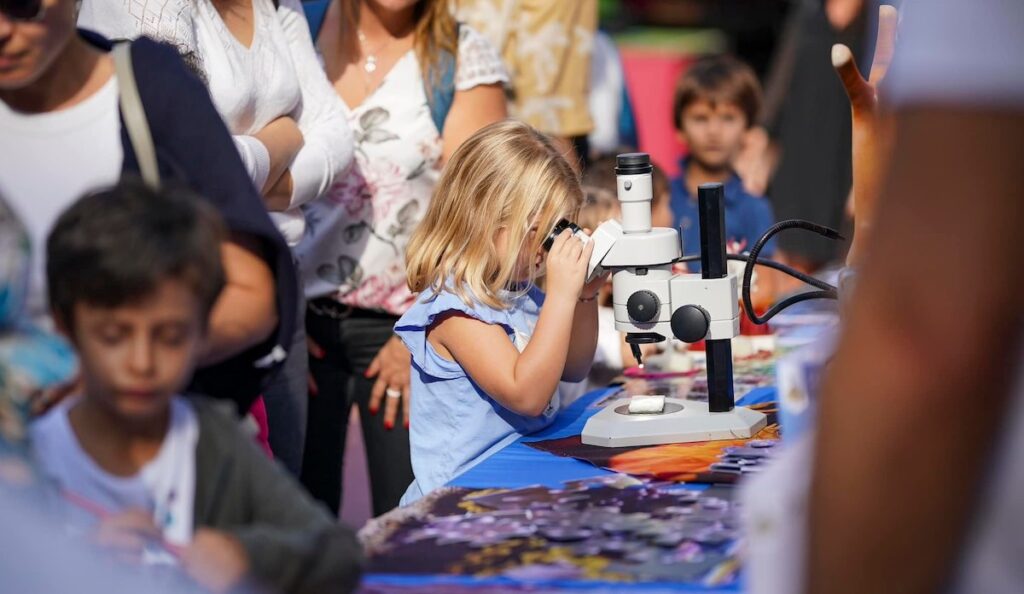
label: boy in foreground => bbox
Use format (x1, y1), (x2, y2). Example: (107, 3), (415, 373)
(31, 180), (362, 593)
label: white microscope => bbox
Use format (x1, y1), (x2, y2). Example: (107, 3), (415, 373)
(579, 153), (766, 448)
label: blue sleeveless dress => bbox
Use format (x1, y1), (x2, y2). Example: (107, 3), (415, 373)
(394, 285), (559, 505)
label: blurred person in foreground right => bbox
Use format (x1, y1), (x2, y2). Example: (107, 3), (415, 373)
(745, 1), (1024, 593)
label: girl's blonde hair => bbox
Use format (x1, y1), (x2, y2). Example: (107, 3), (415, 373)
(338, 0), (458, 90)
(407, 120), (583, 309)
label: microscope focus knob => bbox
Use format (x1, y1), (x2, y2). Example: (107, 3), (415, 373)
(626, 290), (660, 323)
(671, 305), (710, 343)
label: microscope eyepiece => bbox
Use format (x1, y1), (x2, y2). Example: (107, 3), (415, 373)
(542, 218), (585, 252)
(615, 153), (652, 176)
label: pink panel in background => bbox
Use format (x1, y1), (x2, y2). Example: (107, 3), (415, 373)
(620, 49), (695, 178)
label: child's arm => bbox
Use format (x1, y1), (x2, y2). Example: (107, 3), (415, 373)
(195, 412), (363, 594)
(431, 231), (593, 417)
(562, 272), (610, 381)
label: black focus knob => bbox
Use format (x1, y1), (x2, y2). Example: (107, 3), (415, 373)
(671, 305), (710, 343)
(626, 290), (660, 323)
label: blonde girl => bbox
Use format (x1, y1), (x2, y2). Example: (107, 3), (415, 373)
(396, 120), (607, 504)
(299, 0), (507, 517)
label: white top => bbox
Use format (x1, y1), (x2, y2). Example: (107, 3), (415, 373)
(80, 0), (354, 245)
(0, 78), (122, 320)
(31, 397), (200, 554)
(296, 25), (507, 314)
(887, 0), (1024, 109)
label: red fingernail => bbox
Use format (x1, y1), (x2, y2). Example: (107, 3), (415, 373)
(369, 407), (378, 415)
(404, 420), (409, 430)
(384, 420), (394, 430)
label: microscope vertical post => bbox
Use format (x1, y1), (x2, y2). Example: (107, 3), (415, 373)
(698, 183), (735, 413)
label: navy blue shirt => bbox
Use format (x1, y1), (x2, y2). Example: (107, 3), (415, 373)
(670, 158), (777, 271)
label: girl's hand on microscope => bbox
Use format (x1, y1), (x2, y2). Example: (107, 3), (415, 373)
(545, 229), (595, 302)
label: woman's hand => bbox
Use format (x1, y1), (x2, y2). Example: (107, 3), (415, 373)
(545, 229), (595, 303)
(366, 336), (412, 430)
(181, 529), (250, 593)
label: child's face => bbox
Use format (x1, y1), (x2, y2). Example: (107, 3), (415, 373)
(677, 99), (748, 170)
(62, 278), (205, 423)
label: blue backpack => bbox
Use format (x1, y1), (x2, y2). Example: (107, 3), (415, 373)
(293, 0), (457, 134)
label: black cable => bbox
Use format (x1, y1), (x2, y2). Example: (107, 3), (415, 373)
(670, 219), (844, 324)
(742, 220), (843, 324)
(672, 254), (834, 292)
(728, 254), (835, 292)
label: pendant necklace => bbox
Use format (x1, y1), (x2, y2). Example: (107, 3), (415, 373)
(357, 29), (395, 76)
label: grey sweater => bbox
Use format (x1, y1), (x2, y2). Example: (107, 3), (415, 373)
(191, 397), (363, 594)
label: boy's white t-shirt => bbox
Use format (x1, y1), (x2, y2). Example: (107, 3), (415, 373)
(30, 396), (199, 551)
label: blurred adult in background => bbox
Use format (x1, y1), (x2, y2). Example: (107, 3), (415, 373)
(742, 2), (1024, 593)
(0, 0), (293, 417)
(79, 0), (355, 477)
(738, 0), (876, 272)
(296, 0), (506, 516)
(455, 0), (596, 167)
(810, 0), (1024, 591)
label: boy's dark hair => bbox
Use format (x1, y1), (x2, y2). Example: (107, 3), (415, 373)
(673, 55), (762, 130)
(46, 179), (226, 329)
(584, 154), (670, 207)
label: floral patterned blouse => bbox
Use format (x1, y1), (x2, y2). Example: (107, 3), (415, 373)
(296, 26), (507, 315)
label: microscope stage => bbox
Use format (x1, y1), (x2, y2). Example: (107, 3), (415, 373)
(581, 397), (767, 448)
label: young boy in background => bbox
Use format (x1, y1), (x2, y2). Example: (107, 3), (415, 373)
(30, 181), (362, 594)
(671, 55), (777, 269)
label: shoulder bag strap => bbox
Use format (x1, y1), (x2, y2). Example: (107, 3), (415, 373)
(112, 42), (161, 189)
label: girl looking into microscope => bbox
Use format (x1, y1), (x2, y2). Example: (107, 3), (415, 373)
(395, 120), (607, 504)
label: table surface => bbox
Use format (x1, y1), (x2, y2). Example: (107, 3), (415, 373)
(361, 384), (778, 593)
(359, 291), (834, 593)
(450, 386), (775, 491)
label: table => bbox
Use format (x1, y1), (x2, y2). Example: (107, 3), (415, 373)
(358, 383), (778, 594)
(451, 386), (776, 491)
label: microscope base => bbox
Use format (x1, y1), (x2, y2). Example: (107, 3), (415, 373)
(580, 398), (767, 448)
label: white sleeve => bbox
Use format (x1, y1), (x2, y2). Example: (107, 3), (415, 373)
(277, 0), (354, 208)
(232, 135), (272, 192)
(455, 25), (509, 92)
(740, 433), (815, 594)
(887, 0), (1024, 109)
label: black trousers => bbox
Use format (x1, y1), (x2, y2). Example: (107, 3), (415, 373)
(300, 305), (413, 517)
